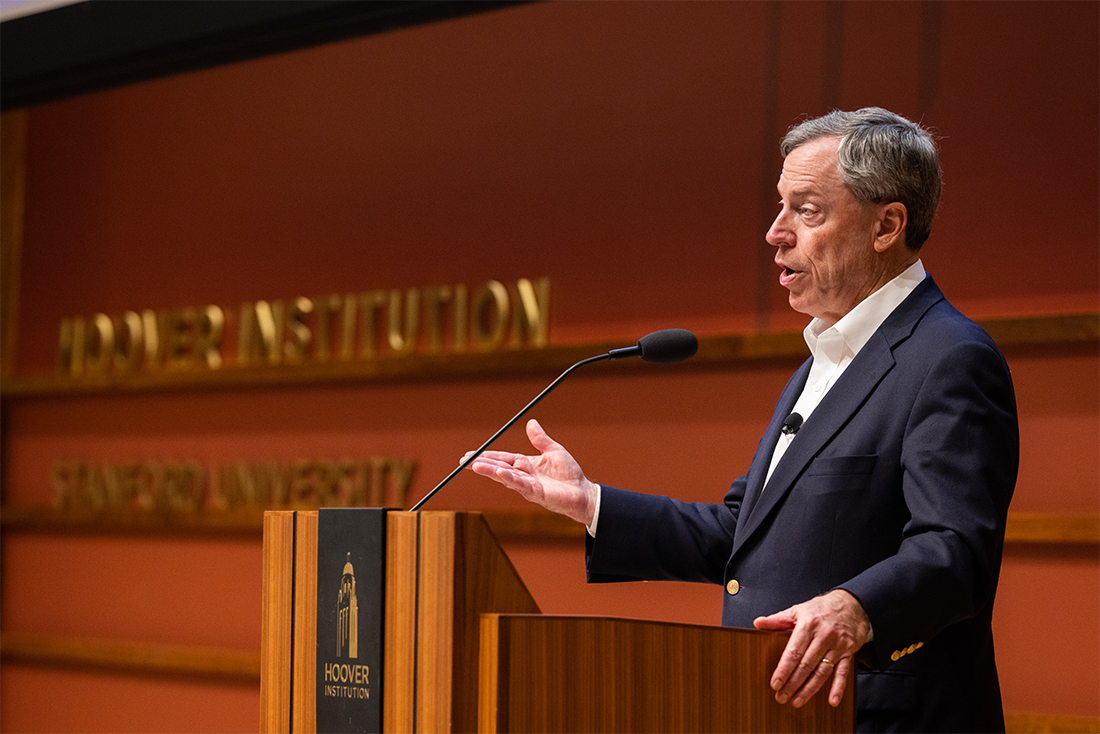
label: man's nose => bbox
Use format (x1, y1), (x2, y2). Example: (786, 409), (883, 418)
(765, 211), (788, 247)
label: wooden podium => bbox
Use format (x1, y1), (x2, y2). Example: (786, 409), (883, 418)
(260, 510), (855, 733)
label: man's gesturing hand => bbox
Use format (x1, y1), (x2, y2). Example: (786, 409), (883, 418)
(752, 589), (871, 708)
(464, 419), (599, 526)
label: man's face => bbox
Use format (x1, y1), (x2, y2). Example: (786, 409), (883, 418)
(767, 136), (886, 325)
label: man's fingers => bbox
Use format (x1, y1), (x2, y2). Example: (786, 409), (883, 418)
(463, 449), (519, 465)
(471, 461), (537, 494)
(771, 635), (827, 703)
(763, 608), (815, 690)
(827, 656), (851, 707)
(788, 652), (841, 708)
(468, 457), (512, 476)
(461, 420), (559, 470)
(768, 627), (811, 694)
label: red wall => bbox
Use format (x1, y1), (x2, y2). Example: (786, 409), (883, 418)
(3, 2), (1097, 731)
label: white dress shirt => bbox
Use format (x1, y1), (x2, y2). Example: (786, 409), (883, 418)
(588, 259), (926, 536)
(764, 259), (926, 487)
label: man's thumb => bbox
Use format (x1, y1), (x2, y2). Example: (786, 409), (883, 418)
(753, 608), (797, 631)
(526, 419), (558, 453)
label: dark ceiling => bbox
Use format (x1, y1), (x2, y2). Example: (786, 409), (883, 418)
(0, 0), (523, 110)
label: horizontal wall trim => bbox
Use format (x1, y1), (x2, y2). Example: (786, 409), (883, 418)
(0, 631), (1094, 733)
(1003, 512), (1100, 545)
(1, 506), (1096, 546)
(1, 313), (1095, 399)
(0, 506), (269, 536)
(1004, 711), (1100, 734)
(0, 632), (259, 683)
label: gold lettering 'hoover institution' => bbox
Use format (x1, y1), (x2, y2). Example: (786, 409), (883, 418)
(324, 663), (370, 700)
(58, 277), (550, 376)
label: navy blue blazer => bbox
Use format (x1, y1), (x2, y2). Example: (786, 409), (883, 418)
(587, 276), (1019, 733)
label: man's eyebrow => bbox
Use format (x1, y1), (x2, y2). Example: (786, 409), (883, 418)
(778, 184), (824, 201)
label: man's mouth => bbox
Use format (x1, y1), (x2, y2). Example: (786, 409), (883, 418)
(779, 266), (801, 286)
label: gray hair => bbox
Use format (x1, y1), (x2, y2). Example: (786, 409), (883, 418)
(781, 108), (942, 250)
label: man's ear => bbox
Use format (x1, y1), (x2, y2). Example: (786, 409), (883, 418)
(873, 202), (908, 252)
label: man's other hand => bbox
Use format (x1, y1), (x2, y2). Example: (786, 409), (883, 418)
(752, 589), (871, 708)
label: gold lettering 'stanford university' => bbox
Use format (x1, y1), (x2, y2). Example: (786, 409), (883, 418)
(50, 458), (417, 514)
(57, 277), (550, 376)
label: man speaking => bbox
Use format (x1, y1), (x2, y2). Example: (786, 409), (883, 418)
(467, 108), (1019, 733)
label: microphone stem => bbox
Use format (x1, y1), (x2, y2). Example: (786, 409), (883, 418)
(409, 352), (612, 511)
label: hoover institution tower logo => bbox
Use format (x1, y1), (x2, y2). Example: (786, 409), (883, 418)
(337, 553), (359, 659)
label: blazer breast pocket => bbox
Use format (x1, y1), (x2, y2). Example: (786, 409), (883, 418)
(805, 454), (877, 494)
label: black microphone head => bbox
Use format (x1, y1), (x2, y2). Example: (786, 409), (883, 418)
(781, 412), (803, 435)
(636, 329), (698, 364)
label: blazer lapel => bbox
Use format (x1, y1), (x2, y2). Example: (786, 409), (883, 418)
(736, 359), (809, 526)
(730, 276), (946, 558)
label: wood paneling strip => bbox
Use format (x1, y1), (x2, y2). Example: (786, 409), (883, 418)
(2, 506), (1097, 545)
(0, 110), (27, 380)
(1005, 712), (1100, 734)
(1, 313), (1094, 398)
(0, 505), (267, 535)
(383, 511), (420, 733)
(1004, 513), (1100, 544)
(0, 632), (259, 682)
(291, 511), (319, 733)
(259, 511), (295, 731)
(410, 511), (541, 733)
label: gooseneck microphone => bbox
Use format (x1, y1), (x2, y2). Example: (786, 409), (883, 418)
(409, 328), (698, 510)
(607, 328), (700, 363)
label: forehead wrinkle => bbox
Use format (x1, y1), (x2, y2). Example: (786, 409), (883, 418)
(785, 184), (823, 199)
(779, 166), (857, 213)
(777, 175), (828, 205)
(779, 137), (844, 194)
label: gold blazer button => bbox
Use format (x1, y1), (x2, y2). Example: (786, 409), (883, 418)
(726, 579), (740, 595)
